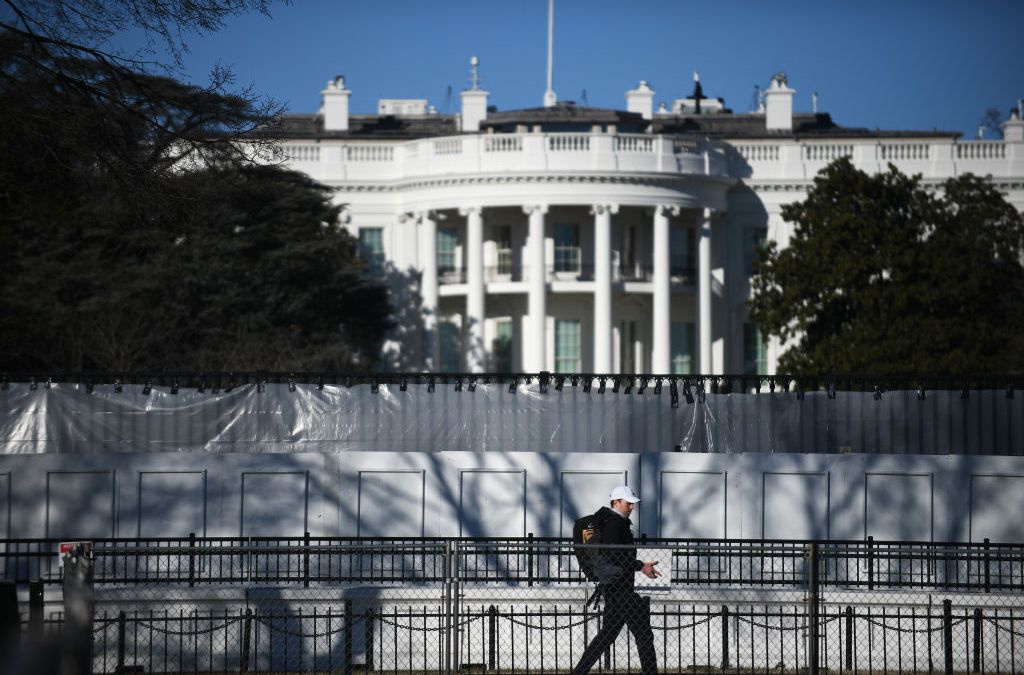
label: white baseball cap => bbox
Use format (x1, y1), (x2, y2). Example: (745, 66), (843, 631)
(610, 485), (641, 503)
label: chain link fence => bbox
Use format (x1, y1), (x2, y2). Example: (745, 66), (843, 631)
(6, 537), (1024, 673)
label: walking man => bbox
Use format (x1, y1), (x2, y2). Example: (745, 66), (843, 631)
(572, 485), (661, 675)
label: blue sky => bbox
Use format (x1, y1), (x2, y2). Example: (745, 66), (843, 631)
(113, 0), (1022, 137)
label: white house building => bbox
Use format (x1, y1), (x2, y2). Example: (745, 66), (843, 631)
(273, 66), (1024, 375)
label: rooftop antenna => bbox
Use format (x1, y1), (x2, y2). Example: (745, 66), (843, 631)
(544, 0), (556, 107)
(812, 91), (818, 114)
(469, 55), (481, 90)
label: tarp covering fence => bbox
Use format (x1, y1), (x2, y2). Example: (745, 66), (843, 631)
(1, 380), (1021, 455)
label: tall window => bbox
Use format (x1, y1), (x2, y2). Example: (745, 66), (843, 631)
(555, 319), (581, 372)
(620, 225), (637, 275)
(620, 320), (637, 372)
(554, 223), (580, 273)
(671, 322), (695, 375)
(438, 228), (457, 275)
(358, 228), (385, 275)
(744, 323), (768, 375)
(491, 319), (514, 372)
(440, 322), (461, 372)
(496, 225), (513, 275)
(670, 226), (694, 278)
(744, 227), (768, 277)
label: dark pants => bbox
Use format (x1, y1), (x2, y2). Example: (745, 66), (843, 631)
(572, 590), (657, 675)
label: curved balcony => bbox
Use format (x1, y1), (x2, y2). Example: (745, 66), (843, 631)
(281, 133), (730, 183)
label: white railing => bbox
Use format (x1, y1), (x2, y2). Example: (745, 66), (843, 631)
(879, 143), (930, 161)
(548, 134), (590, 152)
(956, 142), (1006, 160)
(616, 135), (654, 153)
(433, 138), (463, 155)
(673, 138), (701, 155)
(803, 144), (854, 161)
(736, 145), (780, 162)
(282, 144), (320, 162)
(346, 144), (394, 162)
(484, 135), (523, 152)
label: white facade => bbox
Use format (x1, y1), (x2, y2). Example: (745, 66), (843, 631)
(281, 73), (1024, 375)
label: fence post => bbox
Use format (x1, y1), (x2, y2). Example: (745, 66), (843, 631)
(488, 605), (498, 670)
(845, 606), (853, 671)
(303, 531), (311, 588)
(343, 598), (354, 675)
(983, 538), (991, 593)
(527, 532), (535, 587)
(720, 606), (730, 670)
(444, 541), (454, 675)
(188, 532), (196, 588)
(867, 536), (875, 591)
(28, 580), (44, 637)
(943, 599), (954, 675)
(808, 542), (820, 675)
(117, 610), (126, 672)
(452, 539), (462, 674)
(241, 608), (252, 674)
(973, 608), (983, 673)
(365, 608), (375, 672)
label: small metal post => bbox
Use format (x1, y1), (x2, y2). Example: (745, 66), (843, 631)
(61, 542), (95, 675)
(845, 606), (854, 671)
(188, 532), (196, 588)
(241, 608), (252, 674)
(808, 543), (820, 675)
(303, 531), (311, 588)
(983, 538), (991, 593)
(365, 608), (376, 672)
(344, 598), (354, 675)
(117, 610), (126, 671)
(452, 539), (462, 674)
(488, 605), (498, 670)
(721, 606), (730, 669)
(867, 536), (875, 591)
(973, 608), (983, 673)
(28, 580), (44, 637)
(444, 541), (453, 675)
(527, 532), (535, 587)
(943, 599), (954, 675)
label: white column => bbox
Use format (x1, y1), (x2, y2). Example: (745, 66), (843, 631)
(651, 205), (675, 373)
(461, 206), (485, 373)
(524, 205), (548, 372)
(699, 207), (713, 373)
(592, 203), (617, 373)
(419, 211), (439, 371)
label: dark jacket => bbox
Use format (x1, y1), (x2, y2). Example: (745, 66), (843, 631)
(591, 506), (644, 591)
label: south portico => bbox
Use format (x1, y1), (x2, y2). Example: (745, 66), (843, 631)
(398, 178), (731, 375)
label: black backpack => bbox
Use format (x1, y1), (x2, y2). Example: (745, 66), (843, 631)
(572, 509), (610, 582)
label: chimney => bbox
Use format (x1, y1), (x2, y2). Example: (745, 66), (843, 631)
(626, 80), (655, 120)
(460, 56), (490, 132)
(321, 75), (351, 132)
(1002, 106), (1024, 143)
(764, 72), (795, 132)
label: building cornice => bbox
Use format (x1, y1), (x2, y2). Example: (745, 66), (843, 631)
(331, 172), (738, 194)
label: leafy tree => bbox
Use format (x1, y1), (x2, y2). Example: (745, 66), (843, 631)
(749, 158), (1024, 376)
(0, 34), (395, 373)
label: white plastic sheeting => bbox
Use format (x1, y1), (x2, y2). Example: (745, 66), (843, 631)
(0, 382), (1021, 455)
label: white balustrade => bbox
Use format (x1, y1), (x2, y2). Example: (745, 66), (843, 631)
(803, 144), (854, 161)
(282, 144), (320, 162)
(879, 143), (930, 161)
(956, 141), (1006, 160)
(433, 138), (463, 155)
(346, 144), (395, 162)
(616, 135), (654, 153)
(673, 138), (701, 155)
(547, 134), (590, 152)
(736, 145), (781, 162)
(484, 135), (523, 152)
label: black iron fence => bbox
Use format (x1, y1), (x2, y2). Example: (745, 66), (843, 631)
(5, 536), (1024, 589)
(8, 537), (1024, 674)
